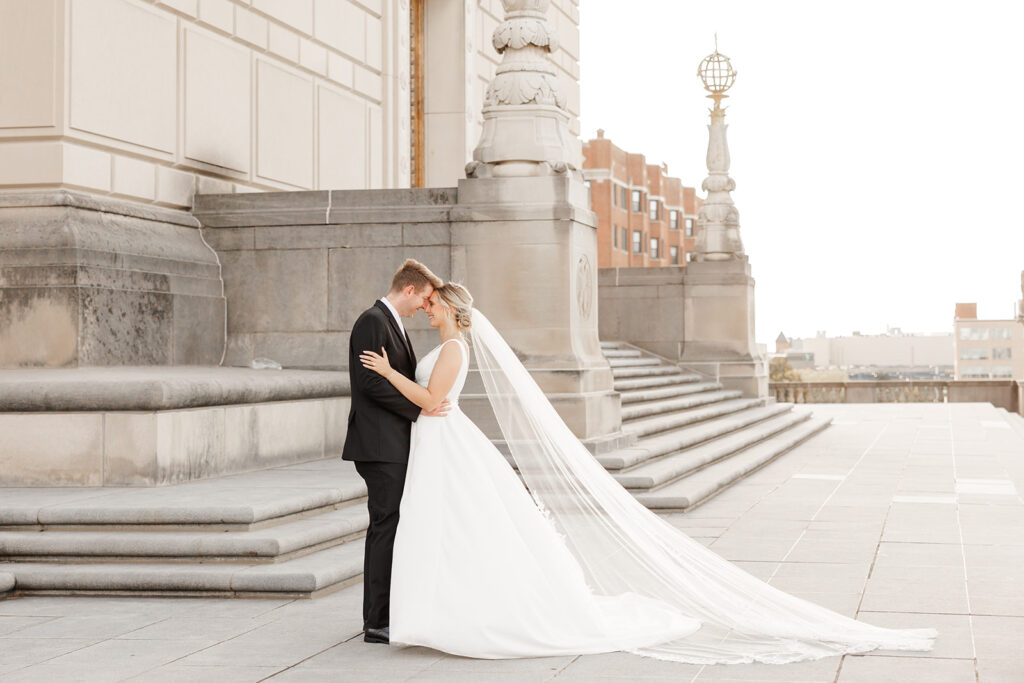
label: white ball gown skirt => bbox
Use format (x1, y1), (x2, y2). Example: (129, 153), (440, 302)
(389, 406), (700, 658)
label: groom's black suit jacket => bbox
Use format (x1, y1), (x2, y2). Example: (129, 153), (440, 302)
(342, 300), (422, 464)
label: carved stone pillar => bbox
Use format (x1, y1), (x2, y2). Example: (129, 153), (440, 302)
(682, 46), (766, 397)
(465, 0), (582, 179)
(454, 0), (627, 450)
(694, 48), (744, 262)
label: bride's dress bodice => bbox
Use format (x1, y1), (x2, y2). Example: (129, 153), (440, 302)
(414, 338), (468, 406)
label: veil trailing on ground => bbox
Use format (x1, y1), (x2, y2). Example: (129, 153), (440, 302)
(468, 308), (935, 665)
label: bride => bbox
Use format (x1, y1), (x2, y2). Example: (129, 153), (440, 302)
(359, 282), (936, 664)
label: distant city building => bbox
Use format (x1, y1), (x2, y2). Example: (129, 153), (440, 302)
(780, 329), (954, 379)
(582, 130), (703, 268)
(953, 302), (1024, 380)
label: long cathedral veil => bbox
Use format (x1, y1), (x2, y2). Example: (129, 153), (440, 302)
(468, 308), (935, 664)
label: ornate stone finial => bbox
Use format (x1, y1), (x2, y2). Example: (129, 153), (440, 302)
(466, 0), (582, 179)
(694, 41), (744, 261)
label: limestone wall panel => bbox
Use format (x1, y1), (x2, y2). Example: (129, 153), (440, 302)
(0, 0), (58, 129)
(69, 0), (177, 153)
(319, 87), (368, 189)
(62, 143), (112, 192)
(0, 413), (104, 486)
(220, 248), (327, 333)
(252, 0), (313, 34)
(196, 0), (233, 32)
(112, 156), (157, 201)
(256, 60), (314, 188)
(0, 142), (61, 186)
(184, 27), (251, 173)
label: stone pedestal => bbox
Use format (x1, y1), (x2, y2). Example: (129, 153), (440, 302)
(450, 174), (627, 450)
(0, 191), (225, 368)
(682, 257), (767, 398)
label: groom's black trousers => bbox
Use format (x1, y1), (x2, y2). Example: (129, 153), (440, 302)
(354, 460), (408, 630)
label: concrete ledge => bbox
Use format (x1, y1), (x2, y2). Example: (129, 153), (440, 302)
(0, 367), (350, 411)
(0, 571), (13, 596)
(0, 506), (368, 561)
(1, 539), (363, 597)
(0, 372), (353, 485)
(193, 188), (458, 227)
(0, 460), (366, 524)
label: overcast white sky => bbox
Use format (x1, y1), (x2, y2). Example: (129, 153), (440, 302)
(578, 0), (1024, 347)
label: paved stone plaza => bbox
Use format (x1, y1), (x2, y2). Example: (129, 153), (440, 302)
(1, 402), (1022, 682)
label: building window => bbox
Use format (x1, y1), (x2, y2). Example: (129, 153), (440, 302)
(631, 190), (642, 213)
(959, 327), (990, 341)
(632, 230), (642, 254)
(961, 366), (990, 378)
(649, 238), (659, 260)
(649, 199), (659, 221)
(991, 365), (1014, 378)
(960, 347), (990, 360)
(621, 227), (628, 251)
(685, 217), (695, 237)
(621, 186), (628, 208)
(611, 185), (617, 207)
(670, 245), (679, 264)
(612, 224), (618, 248)
(992, 327), (1014, 340)
(993, 347), (1013, 359)
(670, 210), (679, 230)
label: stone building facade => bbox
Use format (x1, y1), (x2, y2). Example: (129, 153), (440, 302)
(582, 131), (701, 269)
(0, 0), (581, 368)
(954, 302), (1024, 380)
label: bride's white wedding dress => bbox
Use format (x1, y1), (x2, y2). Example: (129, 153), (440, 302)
(389, 312), (936, 664)
(390, 338), (700, 657)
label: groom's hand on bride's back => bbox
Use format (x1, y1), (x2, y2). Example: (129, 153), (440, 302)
(422, 399), (451, 418)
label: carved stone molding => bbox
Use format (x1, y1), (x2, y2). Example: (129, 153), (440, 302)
(468, 0), (580, 178)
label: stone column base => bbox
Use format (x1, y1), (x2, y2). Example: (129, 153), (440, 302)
(0, 191), (225, 368)
(681, 257), (766, 399)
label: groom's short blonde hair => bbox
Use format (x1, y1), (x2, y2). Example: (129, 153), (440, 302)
(389, 258), (442, 294)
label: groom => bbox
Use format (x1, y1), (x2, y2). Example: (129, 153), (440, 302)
(343, 258), (446, 645)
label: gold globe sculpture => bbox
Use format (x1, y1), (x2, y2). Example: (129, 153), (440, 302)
(697, 39), (736, 109)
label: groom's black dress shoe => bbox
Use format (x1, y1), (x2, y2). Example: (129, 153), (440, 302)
(364, 626), (390, 644)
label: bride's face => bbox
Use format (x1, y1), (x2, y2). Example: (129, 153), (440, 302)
(425, 291), (447, 329)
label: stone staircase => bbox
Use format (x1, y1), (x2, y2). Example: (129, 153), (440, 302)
(0, 461), (369, 599)
(0, 348), (831, 599)
(600, 341), (832, 510)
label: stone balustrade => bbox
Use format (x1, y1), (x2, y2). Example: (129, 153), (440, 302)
(769, 380), (1024, 415)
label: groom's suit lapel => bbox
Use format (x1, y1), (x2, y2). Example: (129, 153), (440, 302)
(374, 300), (415, 366)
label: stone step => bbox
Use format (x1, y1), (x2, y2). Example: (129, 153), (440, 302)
(635, 417), (833, 510)
(600, 341), (625, 350)
(598, 403), (796, 470)
(602, 349), (643, 359)
(1, 538), (365, 598)
(613, 373), (703, 391)
(0, 506), (368, 564)
(611, 365), (684, 380)
(614, 411), (812, 490)
(620, 381), (723, 405)
(607, 357), (662, 369)
(623, 395), (755, 438)
(0, 461), (366, 530)
(621, 384), (730, 420)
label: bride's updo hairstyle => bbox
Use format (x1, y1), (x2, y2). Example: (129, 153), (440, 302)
(436, 282), (473, 330)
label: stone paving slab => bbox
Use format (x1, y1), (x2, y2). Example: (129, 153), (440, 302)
(1, 403), (1022, 681)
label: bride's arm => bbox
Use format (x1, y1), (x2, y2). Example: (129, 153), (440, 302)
(360, 343), (462, 412)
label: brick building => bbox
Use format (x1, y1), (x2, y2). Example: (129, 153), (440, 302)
(582, 130), (702, 268)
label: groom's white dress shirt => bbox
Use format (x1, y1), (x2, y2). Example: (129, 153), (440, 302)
(380, 297), (406, 339)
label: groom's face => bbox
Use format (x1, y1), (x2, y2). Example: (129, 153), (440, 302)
(398, 284), (433, 317)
